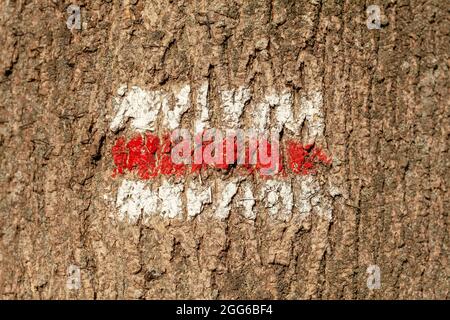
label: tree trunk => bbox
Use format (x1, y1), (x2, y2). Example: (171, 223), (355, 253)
(0, 0), (448, 299)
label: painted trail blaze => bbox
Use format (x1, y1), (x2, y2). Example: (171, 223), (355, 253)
(107, 84), (338, 222)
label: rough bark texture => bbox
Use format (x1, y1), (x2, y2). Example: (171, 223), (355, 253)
(0, 0), (448, 299)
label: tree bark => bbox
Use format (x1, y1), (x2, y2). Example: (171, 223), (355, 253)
(0, 0), (448, 299)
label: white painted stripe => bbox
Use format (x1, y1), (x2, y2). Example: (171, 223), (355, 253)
(114, 177), (333, 222)
(286, 90), (324, 142)
(252, 100), (270, 133)
(259, 180), (293, 221)
(214, 179), (240, 220)
(240, 181), (256, 220)
(110, 85), (167, 132)
(295, 175), (332, 220)
(116, 180), (158, 222)
(300, 91), (325, 141)
(162, 85), (191, 130)
(274, 91), (293, 133)
(220, 86), (251, 128)
(158, 179), (184, 219)
(186, 180), (212, 219)
(194, 81), (210, 134)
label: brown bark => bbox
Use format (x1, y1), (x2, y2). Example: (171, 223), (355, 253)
(0, 0), (448, 299)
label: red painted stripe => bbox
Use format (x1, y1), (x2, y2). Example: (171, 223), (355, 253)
(286, 141), (332, 175)
(111, 133), (331, 179)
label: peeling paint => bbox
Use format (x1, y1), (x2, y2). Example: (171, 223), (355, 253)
(296, 175), (332, 220)
(252, 100), (270, 132)
(116, 180), (157, 222)
(285, 90), (325, 142)
(220, 86), (251, 128)
(240, 181), (256, 220)
(113, 176), (332, 221)
(272, 91), (293, 133)
(162, 85), (191, 130)
(194, 82), (210, 134)
(214, 179), (240, 219)
(299, 91), (325, 141)
(259, 180), (293, 220)
(186, 180), (212, 219)
(110, 86), (168, 132)
(158, 179), (184, 219)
